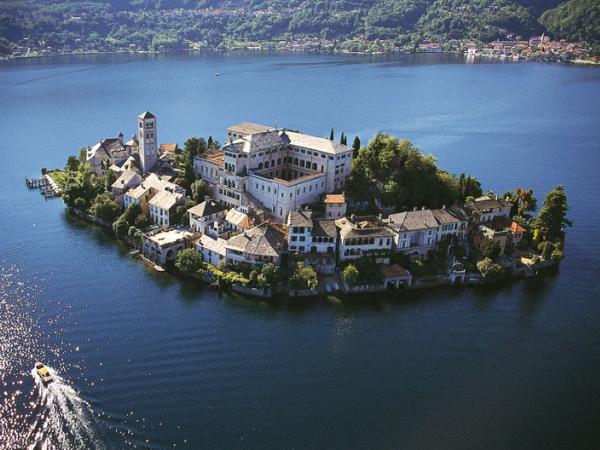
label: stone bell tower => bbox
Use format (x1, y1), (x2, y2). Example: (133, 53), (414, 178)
(138, 111), (158, 174)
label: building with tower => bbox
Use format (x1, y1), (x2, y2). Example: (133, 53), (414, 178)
(137, 111), (158, 174)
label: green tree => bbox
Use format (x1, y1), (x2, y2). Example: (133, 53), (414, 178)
(342, 264), (360, 286)
(66, 155), (80, 172)
(74, 197), (86, 211)
(535, 185), (572, 242)
(481, 239), (502, 260)
(289, 262), (318, 290)
(260, 263), (279, 288)
(514, 188), (537, 217)
(121, 203), (142, 226)
(329, 128), (334, 141)
(477, 258), (504, 279)
(352, 136), (361, 157)
(175, 248), (205, 273)
(183, 137), (207, 159)
(90, 193), (121, 223)
(190, 179), (210, 203)
(112, 217), (129, 238)
(103, 170), (117, 193)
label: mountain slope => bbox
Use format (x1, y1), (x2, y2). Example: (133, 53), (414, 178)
(540, 0), (600, 45)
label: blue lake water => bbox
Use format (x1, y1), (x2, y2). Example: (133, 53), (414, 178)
(1, 52), (599, 449)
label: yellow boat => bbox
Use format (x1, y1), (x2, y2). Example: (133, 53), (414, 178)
(34, 362), (54, 384)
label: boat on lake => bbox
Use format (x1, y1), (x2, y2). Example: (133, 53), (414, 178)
(34, 362), (54, 384)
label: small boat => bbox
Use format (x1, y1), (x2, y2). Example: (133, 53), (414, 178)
(214, 72), (220, 77)
(153, 264), (165, 272)
(34, 362), (53, 384)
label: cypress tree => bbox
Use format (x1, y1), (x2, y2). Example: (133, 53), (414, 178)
(329, 128), (334, 141)
(352, 136), (361, 156)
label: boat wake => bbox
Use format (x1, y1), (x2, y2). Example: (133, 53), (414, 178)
(26, 367), (103, 449)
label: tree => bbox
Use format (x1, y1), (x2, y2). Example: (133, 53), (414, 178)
(540, 241), (555, 260)
(535, 185), (572, 242)
(329, 128), (334, 141)
(289, 262), (318, 290)
(103, 170), (117, 193)
(74, 197), (86, 211)
(183, 137), (207, 159)
(112, 217), (129, 238)
(90, 193), (121, 223)
(121, 203), (142, 226)
(66, 155), (80, 172)
(514, 188), (537, 217)
(191, 179), (210, 203)
(175, 248), (204, 273)
(260, 263), (279, 288)
(458, 173), (483, 201)
(481, 239), (502, 260)
(352, 136), (361, 157)
(342, 264), (359, 286)
(477, 258), (504, 279)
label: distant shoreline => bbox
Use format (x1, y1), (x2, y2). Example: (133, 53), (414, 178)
(3, 47), (598, 66)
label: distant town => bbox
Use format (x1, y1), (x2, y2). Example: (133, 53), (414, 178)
(29, 111), (570, 298)
(4, 33), (595, 65)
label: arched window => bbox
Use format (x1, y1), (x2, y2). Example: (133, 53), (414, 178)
(265, 161), (270, 168)
(258, 162), (263, 169)
(312, 162), (317, 170)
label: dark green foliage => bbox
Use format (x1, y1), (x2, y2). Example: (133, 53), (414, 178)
(458, 173), (483, 201)
(535, 185), (572, 242)
(248, 263), (279, 289)
(121, 203), (142, 226)
(352, 136), (361, 157)
(90, 192), (121, 223)
(342, 263), (360, 286)
(348, 133), (459, 209)
(112, 217), (129, 238)
(190, 179), (210, 203)
(541, 0), (600, 53)
(329, 128), (334, 141)
(65, 155), (80, 172)
(481, 239), (502, 260)
(175, 248), (205, 273)
(183, 137), (207, 159)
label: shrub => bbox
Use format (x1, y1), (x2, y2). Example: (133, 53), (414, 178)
(477, 257), (504, 279)
(342, 264), (360, 286)
(289, 262), (318, 291)
(90, 193), (121, 223)
(175, 248), (204, 273)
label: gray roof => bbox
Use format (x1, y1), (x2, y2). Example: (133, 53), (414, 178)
(431, 208), (464, 225)
(388, 210), (439, 232)
(468, 196), (512, 212)
(188, 199), (226, 218)
(287, 209), (313, 228)
(228, 122), (274, 135)
(139, 111), (156, 119)
(312, 219), (337, 239)
(226, 223), (285, 258)
(285, 130), (350, 155)
(337, 216), (395, 239)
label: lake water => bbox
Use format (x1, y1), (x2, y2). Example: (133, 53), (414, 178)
(1, 52), (599, 449)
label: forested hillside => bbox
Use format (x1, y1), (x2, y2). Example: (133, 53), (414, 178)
(0, 0), (598, 56)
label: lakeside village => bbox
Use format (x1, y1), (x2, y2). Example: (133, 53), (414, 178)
(31, 112), (571, 299)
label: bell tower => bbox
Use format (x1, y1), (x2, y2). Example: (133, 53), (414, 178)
(138, 111), (157, 173)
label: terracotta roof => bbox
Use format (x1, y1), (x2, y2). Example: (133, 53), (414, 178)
(511, 221), (526, 233)
(324, 194), (345, 204)
(225, 208), (253, 229)
(159, 143), (178, 153)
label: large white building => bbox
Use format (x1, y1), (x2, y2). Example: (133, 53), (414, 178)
(194, 124), (353, 221)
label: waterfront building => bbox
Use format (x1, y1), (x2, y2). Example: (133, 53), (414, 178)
(196, 234), (227, 267)
(224, 206), (254, 232)
(224, 222), (286, 267)
(143, 229), (193, 265)
(387, 209), (440, 259)
(465, 195), (512, 223)
(188, 196), (227, 235)
(194, 124), (353, 221)
(287, 209), (337, 255)
(148, 190), (184, 228)
(336, 215), (394, 263)
(432, 207), (469, 241)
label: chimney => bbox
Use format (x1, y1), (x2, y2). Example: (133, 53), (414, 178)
(442, 204), (446, 210)
(118, 132), (124, 144)
(204, 195), (211, 203)
(378, 213), (382, 220)
(422, 206), (425, 211)
(413, 207), (417, 211)
(350, 214), (355, 222)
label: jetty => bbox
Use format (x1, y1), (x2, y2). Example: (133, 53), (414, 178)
(27, 172), (62, 198)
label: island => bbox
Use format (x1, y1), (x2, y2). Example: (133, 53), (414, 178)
(29, 111), (572, 299)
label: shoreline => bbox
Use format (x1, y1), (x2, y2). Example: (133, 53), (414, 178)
(2, 47), (597, 66)
(64, 206), (558, 301)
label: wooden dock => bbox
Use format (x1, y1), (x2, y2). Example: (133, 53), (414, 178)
(26, 177), (46, 188)
(26, 173), (62, 198)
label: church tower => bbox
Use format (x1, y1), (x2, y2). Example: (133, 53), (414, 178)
(138, 111), (158, 173)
